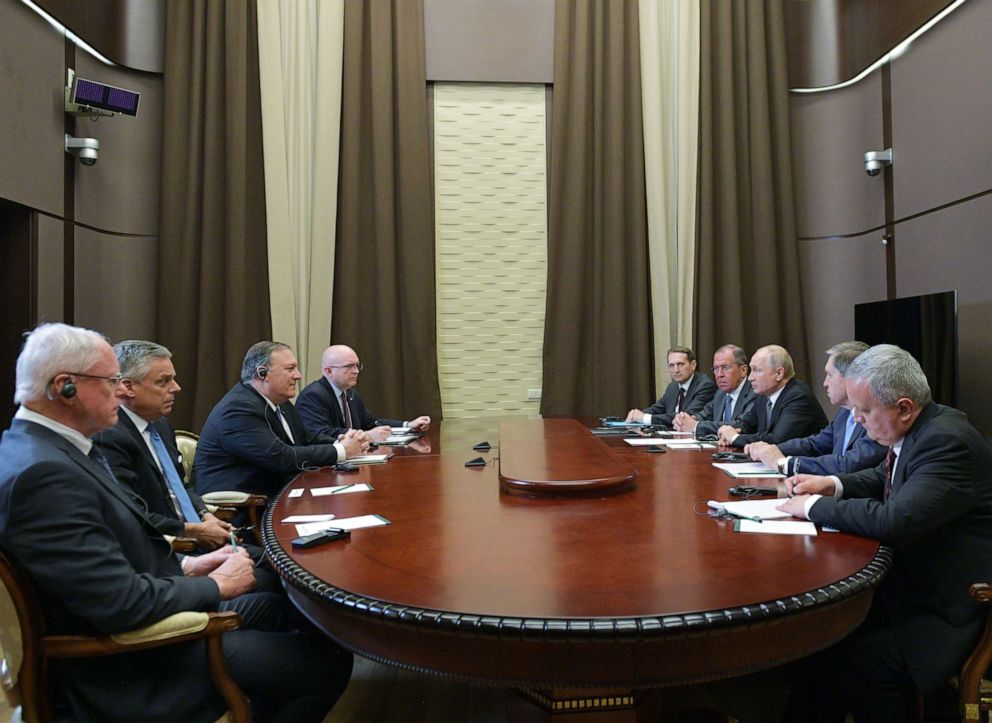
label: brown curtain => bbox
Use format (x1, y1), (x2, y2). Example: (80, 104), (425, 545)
(332, 0), (442, 421)
(541, 0), (654, 417)
(158, 0), (271, 431)
(694, 0), (809, 378)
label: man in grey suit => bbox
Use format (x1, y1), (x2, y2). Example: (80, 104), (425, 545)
(779, 345), (992, 721)
(625, 346), (717, 427)
(746, 341), (886, 475)
(673, 344), (755, 437)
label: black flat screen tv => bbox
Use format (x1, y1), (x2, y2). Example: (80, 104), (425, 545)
(854, 290), (958, 406)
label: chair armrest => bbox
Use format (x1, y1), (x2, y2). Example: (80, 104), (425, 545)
(166, 536), (199, 553)
(42, 610), (242, 658)
(201, 492), (267, 507)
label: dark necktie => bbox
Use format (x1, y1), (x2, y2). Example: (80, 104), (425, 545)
(147, 426), (201, 523)
(723, 395), (734, 422)
(88, 446), (118, 485)
(884, 448), (896, 499)
(765, 398), (774, 429)
(676, 387), (686, 413)
(341, 392), (353, 428)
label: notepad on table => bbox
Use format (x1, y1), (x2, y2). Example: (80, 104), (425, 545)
(346, 454), (389, 465)
(311, 483), (374, 496)
(712, 462), (785, 478)
(712, 498), (791, 520)
(734, 519), (818, 536)
(295, 514), (390, 536)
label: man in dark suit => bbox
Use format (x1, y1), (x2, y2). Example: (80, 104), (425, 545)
(747, 341), (886, 475)
(673, 344), (756, 437)
(0, 323), (351, 723)
(779, 344), (992, 721)
(94, 339), (231, 549)
(625, 346), (717, 428)
(717, 344), (826, 448)
(194, 341), (368, 498)
(297, 344), (431, 442)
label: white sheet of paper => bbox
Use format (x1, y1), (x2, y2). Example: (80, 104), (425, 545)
(665, 441), (718, 450)
(287, 488), (304, 498)
(735, 519), (818, 536)
(624, 437), (705, 446)
(296, 514), (390, 536)
(712, 462), (785, 478)
(310, 483), (373, 496)
(390, 427), (411, 434)
(716, 498), (792, 520)
(281, 514), (335, 523)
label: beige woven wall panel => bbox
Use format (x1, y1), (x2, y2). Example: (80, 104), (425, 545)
(434, 83), (548, 419)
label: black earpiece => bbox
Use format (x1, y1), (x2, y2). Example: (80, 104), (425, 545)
(256, 366), (268, 379)
(60, 381), (77, 399)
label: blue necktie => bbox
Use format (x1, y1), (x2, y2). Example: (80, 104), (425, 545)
(147, 426), (201, 523)
(723, 395), (734, 422)
(841, 412), (857, 452)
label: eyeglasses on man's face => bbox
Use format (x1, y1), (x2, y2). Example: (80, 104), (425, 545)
(328, 363), (364, 372)
(66, 371), (124, 387)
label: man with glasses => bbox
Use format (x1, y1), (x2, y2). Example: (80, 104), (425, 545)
(624, 346), (716, 428)
(194, 341), (368, 499)
(297, 344), (431, 442)
(673, 344), (755, 438)
(0, 324), (351, 722)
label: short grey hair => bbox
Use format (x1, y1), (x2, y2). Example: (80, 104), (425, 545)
(715, 344), (749, 367)
(756, 345), (795, 379)
(826, 340), (869, 376)
(844, 344), (932, 407)
(14, 323), (108, 404)
(240, 341), (291, 384)
(114, 340), (172, 382)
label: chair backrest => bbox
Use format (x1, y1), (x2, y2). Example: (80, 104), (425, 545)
(0, 549), (52, 721)
(175, 430), (199, 483)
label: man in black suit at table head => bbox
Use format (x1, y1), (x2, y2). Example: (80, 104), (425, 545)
(625, 346), (717, 428)
(717, 344), (826, 448)
(0, 323), (351, 722)
(778, 344), (992, 721)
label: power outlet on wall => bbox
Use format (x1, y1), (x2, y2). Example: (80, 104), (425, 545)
(527, 389), (542, 400)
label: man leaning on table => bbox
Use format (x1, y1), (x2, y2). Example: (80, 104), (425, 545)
(716, 344), (826, 448)
(673, 344), (755, 437)
(296, 344), (430, 443)
(626, 346), (716, 427)
(745, 340), (886, 475)
(778, 344), (992, 722)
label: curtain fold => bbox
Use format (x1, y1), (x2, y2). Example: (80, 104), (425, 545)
(333, 0), (442, 421)
(541, 0), (653, 416)
(158, 0), (271, 431)
(694, 0), (809, 377)
(257, 0), (344, 382)
(638, 0), (700, 393)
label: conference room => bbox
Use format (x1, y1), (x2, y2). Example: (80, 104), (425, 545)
(1, 0), (990, 721)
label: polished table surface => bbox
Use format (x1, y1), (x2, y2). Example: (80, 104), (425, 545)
(262, 417), (889, 691)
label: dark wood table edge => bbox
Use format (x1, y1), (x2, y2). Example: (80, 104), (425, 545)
(263, 502), (892, 643)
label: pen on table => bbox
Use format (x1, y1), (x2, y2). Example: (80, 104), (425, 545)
(723, 510), (764, 523)
(330, 483), (356, 495)
(733, 471), (781, 477)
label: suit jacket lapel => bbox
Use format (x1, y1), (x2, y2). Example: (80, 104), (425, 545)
(320, 376), (346, 427)
(118, 410), (170, 489)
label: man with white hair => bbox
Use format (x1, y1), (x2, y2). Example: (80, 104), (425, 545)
(779, 344), (992, 721)
(0, 323), (351, 722)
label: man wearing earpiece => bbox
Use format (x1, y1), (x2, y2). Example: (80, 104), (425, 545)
(194, 341), (368, 499)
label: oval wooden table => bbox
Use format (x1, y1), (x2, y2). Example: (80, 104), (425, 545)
(262, 418), (889, 720)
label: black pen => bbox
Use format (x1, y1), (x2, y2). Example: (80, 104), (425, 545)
(330, 483), (356, 495)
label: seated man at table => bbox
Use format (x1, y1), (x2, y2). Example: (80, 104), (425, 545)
(194, 341), (368, 499)
(746, 341), (886, 475)
(296, 344), (431, 442)
(94, 339), (232, 549)
(0, 323), (351, 723)
(778, 344), (992, 721)
(673, 344), (755, 438)
(717, 344), (826, 448)
(625, 346), (716, 428)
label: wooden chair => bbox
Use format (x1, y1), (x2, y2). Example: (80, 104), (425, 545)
(959, 583), (992, 722)
(0, 550), (250, 723)
(175, 430), (268, 545)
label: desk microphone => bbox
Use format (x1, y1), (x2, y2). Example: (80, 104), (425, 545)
(465, 457), (487, 468)
(473, 441), (491, 452)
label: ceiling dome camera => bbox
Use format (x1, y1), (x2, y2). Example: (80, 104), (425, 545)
(65, 134), (99, 166)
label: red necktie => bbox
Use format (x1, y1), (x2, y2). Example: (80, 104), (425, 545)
(884, 448), (896, 499)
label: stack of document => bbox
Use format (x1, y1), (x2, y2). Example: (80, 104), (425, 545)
(346, 454), (390, 465)
(708, 498), (817, 536)
(379, 432), (422, 446)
